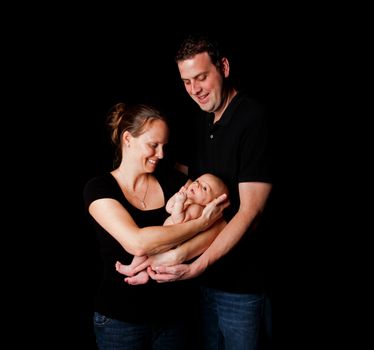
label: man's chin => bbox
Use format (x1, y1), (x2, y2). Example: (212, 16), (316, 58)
(199, 104), (212, 112)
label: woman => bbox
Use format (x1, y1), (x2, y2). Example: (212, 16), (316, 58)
(83, 102), (227, 349)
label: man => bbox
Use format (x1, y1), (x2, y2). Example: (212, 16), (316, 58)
(150, 34), (273, 349)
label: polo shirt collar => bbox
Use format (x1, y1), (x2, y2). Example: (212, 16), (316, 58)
(210, 91), (243, 127)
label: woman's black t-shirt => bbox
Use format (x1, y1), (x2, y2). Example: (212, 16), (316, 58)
(83, 164), (194, 324)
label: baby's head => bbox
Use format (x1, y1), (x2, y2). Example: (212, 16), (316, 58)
(186, 173), (228, 205)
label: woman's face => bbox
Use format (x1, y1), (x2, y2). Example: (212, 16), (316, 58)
(128, 119), (169, 173)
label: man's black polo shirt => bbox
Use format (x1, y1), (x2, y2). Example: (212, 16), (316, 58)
(187, 91), (273, 293)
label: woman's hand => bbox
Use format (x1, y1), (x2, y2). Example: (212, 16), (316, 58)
(200, 193), (229, 230)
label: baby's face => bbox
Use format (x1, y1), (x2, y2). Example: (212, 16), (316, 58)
(186, 174), (219, 205)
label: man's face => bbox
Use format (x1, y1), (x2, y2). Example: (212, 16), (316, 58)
(177, 52), (226, 114)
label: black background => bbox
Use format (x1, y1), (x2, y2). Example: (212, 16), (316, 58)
(6, 8), (322, 348)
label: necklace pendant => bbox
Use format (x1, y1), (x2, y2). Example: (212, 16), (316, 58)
(141, 201), (146, 209)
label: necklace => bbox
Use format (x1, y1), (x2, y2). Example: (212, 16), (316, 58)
(125, 175), (149, 209)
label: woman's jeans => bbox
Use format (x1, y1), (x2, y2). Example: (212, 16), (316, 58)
(200, 287), (267, 350)
(93, 312), (187, 350)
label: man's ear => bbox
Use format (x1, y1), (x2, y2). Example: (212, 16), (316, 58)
(222, 57), (230, 78)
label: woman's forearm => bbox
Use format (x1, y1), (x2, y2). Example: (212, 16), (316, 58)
(89, 194), (227, 256)
(131, 219), (226, 272)
(89, 198), (207, 256)
(136, 219), (208, 256)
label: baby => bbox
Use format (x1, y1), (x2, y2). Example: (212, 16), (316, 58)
(116, 173), (228, 285)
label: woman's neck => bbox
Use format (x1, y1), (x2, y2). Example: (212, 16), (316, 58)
(112, 166), (148, 192)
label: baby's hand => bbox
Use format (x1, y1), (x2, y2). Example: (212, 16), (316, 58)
(175, 190), (187, 203)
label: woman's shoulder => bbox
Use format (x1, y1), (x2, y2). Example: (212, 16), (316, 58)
(84, 173), (114, 190)
(83, 173), (118, 207)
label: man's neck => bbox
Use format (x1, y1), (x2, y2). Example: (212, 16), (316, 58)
(213, 87), (237, 123)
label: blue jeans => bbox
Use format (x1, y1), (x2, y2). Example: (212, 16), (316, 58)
(93, 312), (188, 350)
(200, 287), (266, 350)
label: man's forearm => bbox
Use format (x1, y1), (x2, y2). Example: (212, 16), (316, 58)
(174, 219), (226, 263)
(191, 211), (253, 273)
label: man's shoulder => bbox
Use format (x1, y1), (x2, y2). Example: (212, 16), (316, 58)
(235, 92), (265, 113)
(229, 92), (267, 127)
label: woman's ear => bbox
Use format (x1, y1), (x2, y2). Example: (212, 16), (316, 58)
(122, 131), (132, 147)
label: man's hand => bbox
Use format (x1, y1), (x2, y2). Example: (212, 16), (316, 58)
(147, 263), (200, 283)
